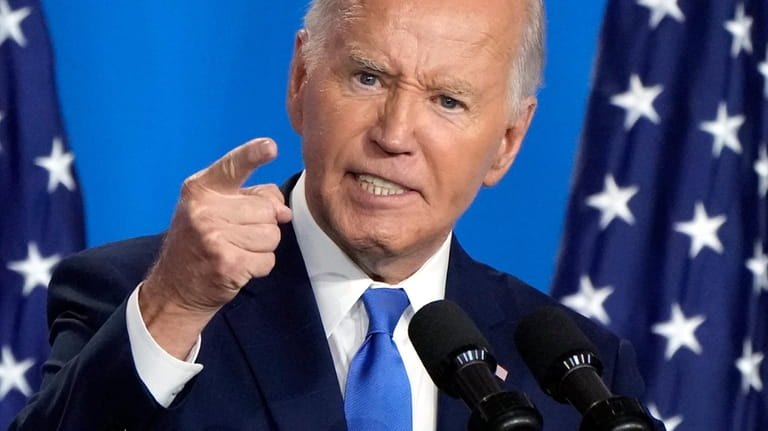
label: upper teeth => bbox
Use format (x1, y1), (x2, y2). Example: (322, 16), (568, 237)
(358, 174), (406, 196)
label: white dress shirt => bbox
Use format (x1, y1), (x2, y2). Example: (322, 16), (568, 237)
(292, 172), (449, 431)
(126, 171), (451, 430)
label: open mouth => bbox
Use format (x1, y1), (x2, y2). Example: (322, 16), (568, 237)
(356, 174), (407, 196)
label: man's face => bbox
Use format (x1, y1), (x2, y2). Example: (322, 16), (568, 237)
(288, 0), (536, 282)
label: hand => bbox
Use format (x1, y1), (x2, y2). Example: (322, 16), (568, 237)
(139, 138), (292, 358)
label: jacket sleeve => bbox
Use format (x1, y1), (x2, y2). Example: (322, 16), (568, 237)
(9, 251), (161, 430)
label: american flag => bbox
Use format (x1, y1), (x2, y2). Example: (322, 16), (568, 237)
(551, 0), (767, 429)
(0, 0), (84, 427)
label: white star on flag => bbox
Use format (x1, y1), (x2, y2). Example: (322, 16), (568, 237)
(755, 145), (768, 197)
(0, 346), (34, 400)
(0, 0), (31, 47)
(34, 136), (76, 192)
(648, 404), (683, 431)
(6, 242), (61, 296)
(652, 303), (706, 360)
(724, 3), (753, 57)
(636, 0), (685, 29)
(747, 241), (768, 294)
(586, 174), (639, 229)
(673, 202), (726, 259)
(610, 74), (663, 130)
(560, 275), (614, 325)
(760, 49), (768, 98)
(735, 339), (764, 393)
(699, 102), (744, 157)
(0, 0), (86, 422)
(552, 0), (768, 426)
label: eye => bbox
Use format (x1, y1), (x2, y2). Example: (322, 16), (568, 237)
(356, 72), (379, 87)
(437, 95), (464, 110)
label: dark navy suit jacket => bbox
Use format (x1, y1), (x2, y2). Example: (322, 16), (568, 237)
(11, 179), (661, 430)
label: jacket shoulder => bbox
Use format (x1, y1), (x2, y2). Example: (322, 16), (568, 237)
(47, 234), (164, 326)
(450, 241), (638, 391)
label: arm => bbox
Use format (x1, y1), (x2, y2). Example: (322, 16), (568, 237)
(137, 138), (291, 360)
(11, 138), (291, 429)
(9, 251), (161, 430)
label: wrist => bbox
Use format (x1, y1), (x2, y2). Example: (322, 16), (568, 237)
(138, 279), (217, 360)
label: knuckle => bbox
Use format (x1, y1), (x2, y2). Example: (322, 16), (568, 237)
(263, 224), (282, 248)
(201, 230), (224, 253)
(220, 156), (238, 182)
(264, 253), (276, 269)
(253, 202), (276, 221)
(263, 184), (283, 199)
(254, 253), (276, 276)
(213, 252), (241, 279)
(181, 176), (202, 197)
(189, 205), (213, 224)
(248, 183), (283, 202)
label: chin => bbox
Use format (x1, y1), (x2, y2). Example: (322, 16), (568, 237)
(339, 227), (404, 257)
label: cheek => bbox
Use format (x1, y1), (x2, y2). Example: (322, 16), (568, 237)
(430, 135), (502, 208)
(434, 124), (502, 171)
(301, 88), (379, 158)
(300, 96), (343, 172)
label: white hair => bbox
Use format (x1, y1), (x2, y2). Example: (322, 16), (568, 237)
(301, 0), (545, 114)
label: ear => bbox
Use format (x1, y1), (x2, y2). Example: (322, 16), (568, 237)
(483, 96), (537, 186)
(287, 30), (310, 134)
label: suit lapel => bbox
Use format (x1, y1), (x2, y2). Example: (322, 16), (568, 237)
(220, 175), (502, 430)
(222, 176), (347, 431)
(437, 237), (507, 430)
(443, 238), (506, 332)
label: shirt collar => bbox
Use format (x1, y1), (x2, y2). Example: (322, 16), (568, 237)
(290, 171), (451, 337)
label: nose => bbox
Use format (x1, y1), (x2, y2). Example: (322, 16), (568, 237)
(368, 89), (417, 155)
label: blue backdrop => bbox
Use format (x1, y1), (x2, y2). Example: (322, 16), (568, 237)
(40, 1), (607, 292)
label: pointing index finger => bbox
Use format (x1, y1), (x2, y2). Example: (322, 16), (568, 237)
(197, 138), (277, 192)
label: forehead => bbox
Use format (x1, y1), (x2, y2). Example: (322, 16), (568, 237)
(331, 0), (524, 71)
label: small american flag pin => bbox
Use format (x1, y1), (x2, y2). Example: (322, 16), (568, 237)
(495, 364), (509, 382)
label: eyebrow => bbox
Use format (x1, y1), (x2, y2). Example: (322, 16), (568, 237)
(428, 79), (476, 98)
(348, 50), (388, 75)
(347, 49), (478, 99)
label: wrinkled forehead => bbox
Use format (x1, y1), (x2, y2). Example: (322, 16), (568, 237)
(331, 0), (525, 60)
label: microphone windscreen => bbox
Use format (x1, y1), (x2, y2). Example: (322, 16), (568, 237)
(513, 306), (599, 389)
(409, 300), (492, 393)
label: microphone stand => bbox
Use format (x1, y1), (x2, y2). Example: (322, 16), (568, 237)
(451, 349), (543, 431)
(557, 353), (655, 431)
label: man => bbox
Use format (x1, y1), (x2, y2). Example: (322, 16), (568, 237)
(12, 0), (661, 429)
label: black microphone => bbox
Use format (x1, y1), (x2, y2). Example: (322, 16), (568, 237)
(513, 306), (655, 431)
(409, 300), (542, 431)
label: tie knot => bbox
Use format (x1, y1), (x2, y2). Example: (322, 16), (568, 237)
(362, 288), (409, 336)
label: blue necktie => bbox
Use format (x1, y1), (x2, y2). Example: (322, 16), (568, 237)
(344, 288), (412, 431)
